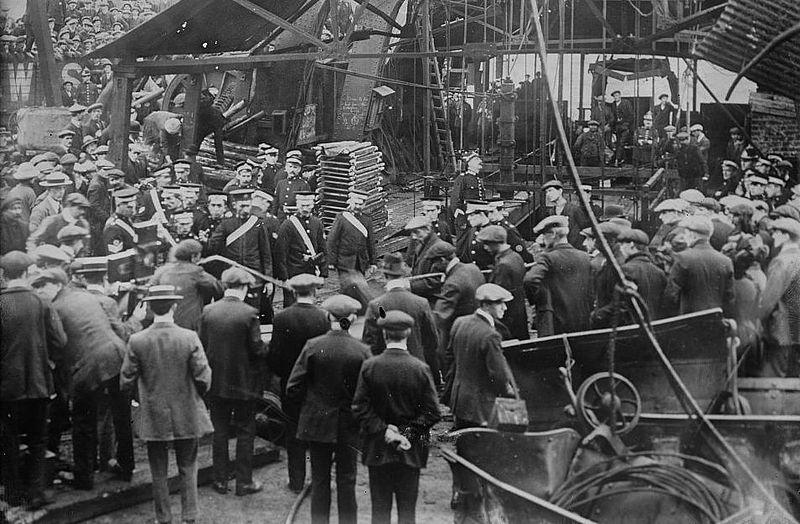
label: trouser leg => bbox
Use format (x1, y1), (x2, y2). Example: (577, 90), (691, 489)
(96, 385), (114, 470)
(23, 399), (49, 501)
(107, 376), (134, 474)
(146, 440), (172, 524)
(46, 393), (70, 456)
(1, 401), (24, 504)
(209, 397), (232, 484)
(337, 269), (372, 313)
(232, 399), (255, 487)
(259, 284), (275, 324)
(394, 464), (420, 524)
(334, 442), (358, 524)
(309, 442), (333, 524)
(174, 438), (199, 523)
(368, 465), (394, 524)
(72, 389), (99, 485)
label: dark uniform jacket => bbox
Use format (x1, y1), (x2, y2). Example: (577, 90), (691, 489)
(76, 80), (99, 107)
(286, 331), (371, 445)
(489, 247), (529, 340)
(352, 348), (440, 468)
(274, 214), (327, 280)
(209, 214), (272, 275)
(1, 286), (66, 401)
(326, 210), (376, 272)
(103, 214), (138, 255)
(665, 239), (735, 316)
(151, 261), (223, 331)
(434, 261), (486, 339)
(272, 177), (310, 220)
(494, 218), (534, 262)
(51, 288), (126, 394)
(258, 163), (282, 195)
(447, 312), (516, 425)
(87, 174), (112, 240)
(450, 172), (484, 213)
(456, 226), (494, 270)
(524, 243), (593, 335)
(199, 296), (265, 400)
(362, 287), (439, 365)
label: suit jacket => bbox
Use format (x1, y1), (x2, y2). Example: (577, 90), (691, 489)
(199, 296), (265, 400)
(0, 286), (66, 401)
(268, 302), (330, 383)
(286, 331), (371, 444)
(151, 262), (223, 331)
(759, 244), (800, 345)
(362, 287), (439, 365)
(490, 248), (529, 340)
(408, 232), (451, 300)
(209, 215), (272, 275)
(533, 202), (590, 248)
(51, 287), (126, 394)
(666, 239), (735, 316)
(524, 243), (593, 335)
(28, 196), (60, 233)
(352, 348), (440, 468)
(447, 313), (516, 425)
(274, 215), (327, 280)
(434, 261), (486, 338)
(121, 322), (213, 441)
(326, 210), (376, 272)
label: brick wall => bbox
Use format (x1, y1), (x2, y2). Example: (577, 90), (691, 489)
(749, 92), (800, 164)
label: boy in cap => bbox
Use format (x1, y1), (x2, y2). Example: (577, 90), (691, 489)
(352, 310), (440, 524)
(121, 285), (213, 523)
(477, 225), (529, 340)
(286, 294), (372, 523)
(0, 252), (66, 509)
(200, 268), (265, 496)
(268, 273), (330, 492)
(326, 190), (377, 311)
(674, 131), (707, 191)
(272, 155), (310, 221)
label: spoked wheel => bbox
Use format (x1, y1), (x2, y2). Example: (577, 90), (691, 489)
(575, 372), (642, 435)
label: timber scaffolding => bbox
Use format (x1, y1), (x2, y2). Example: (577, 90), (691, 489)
(73, 0), (782, 231)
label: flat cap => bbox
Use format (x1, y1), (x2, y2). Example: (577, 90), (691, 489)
(678, 215), (713, 236)
(533, 214), (569, 234)
(597, 221), (624, 238)
(321, 294), (362, 318)
(12, 163), (38, 181)
(654, 198), (689, 213)
(57, 224), (89, 242)
(756, 158), (772, 167)
(86, 102), (103, 112)
(57, 129), (75, 138)
(68, 103), (87, 113)
(426, 241), (456, 260)
(65, 192), (90, 207)
(689, 123), (704, 132)
(141, 284), (183, 302)
(476, 225), (507, 243)
(95, 158), (115, 170)
(770, 217), (800, 237)
(768, 176), (786, 187)
(107, 168), (126, 179)
(541, 179), (563, 191)
(60, 153), (78, 165)
(587, 119), (599, 125)
(32, 244), (72, 263)
(30, 268), (69, 287)
(475, 283), (513, 302)
(0, 251), (34, 274)
(71, 256), (107, 274)
(679, 189), (705, 204)
(600, 204), (625, 221)
(728, 201), (755, 215)
(617, 228), (649, 245)
(463, 151), (480, 163)
(663, 125), (677, 132)
(721, 160), (739, 170)
(699, 197), (721, 212)
(747, 174), (768, 185)
(286, 273), (324, 291)
(770, 204), (800, 222)
(376, 310), (415, 330)
(404, 215), (432, 231)
(221, 267), (256, 286)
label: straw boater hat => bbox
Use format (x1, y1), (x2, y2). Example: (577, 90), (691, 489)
(141, 284), (184, 302)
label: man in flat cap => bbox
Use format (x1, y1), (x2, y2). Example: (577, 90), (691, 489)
(405, 216), (453, 302)
(121, 285), (213, 524)
(652, 93), (678, 136)
(450, 152), (486, 231)
(199, 268), (265, 496)
(352, 310), (440, 524)
(268, 273), (330, 493)
(524, 215), (593, 336)
(758, 218), (800, 376)
(665, 216), (735, 316)
(362, 253), (439, 382)
(445, 281), (517, 425)
(83, 102), (106, 143)
(714, 160), (743, 199)
(610, 90), (634, 165)
(1, 197), (28, 255)
(650, 198), (690, 251)
(533, 179), (590, 248)
(0, 252), (66, 510)
(27, 192), (90, 251)
(65, 103), (86, 156)
(478, 225), (529, 340)
(327, 190), (377, 312)
(275, 192), (327, 305)
(273, 155), (310, 221)
(56, 224), (89, 258)
(287, 294), (371, 523)
(7, 163), (38, 222)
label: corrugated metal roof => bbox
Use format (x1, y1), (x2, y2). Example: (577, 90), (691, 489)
(86, 0), (314, 59)
(696, 0), (800, 99)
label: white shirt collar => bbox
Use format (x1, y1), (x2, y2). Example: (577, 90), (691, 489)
(476, 308), (495, 328)
(386, 341), (408, 350)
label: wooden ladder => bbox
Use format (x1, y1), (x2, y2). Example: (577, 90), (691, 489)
(423, 18), (458, 174)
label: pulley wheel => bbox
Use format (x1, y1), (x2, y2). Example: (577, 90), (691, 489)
(575, 372), (642, 435)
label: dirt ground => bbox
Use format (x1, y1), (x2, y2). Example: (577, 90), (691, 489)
(85, 421), (456, 524)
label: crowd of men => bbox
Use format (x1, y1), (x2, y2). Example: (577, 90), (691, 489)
(1, 112), (799, 523)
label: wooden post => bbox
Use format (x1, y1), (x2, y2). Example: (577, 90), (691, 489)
(578, 52), (585, 121)
(181, 74), (203, 152)
(27, 0), (61, 106)
(422, 0), (431, 176)
(108, 64), (134, 170)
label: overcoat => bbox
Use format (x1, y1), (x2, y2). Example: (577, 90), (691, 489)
(665, 239), (735, 316)
(489, 247), (529, 340)
(151, 261), (223, 331)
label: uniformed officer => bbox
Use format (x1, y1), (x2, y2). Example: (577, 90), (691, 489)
(486, 197), (533, 263)
(326, 190), (377, 312)
(76, 66), (99, 106)
(160, 185), (185, 227)
(450, 151), (485, 231)
(420, 197), (452, 244)
(273, 156), (311, 221)
(250, 190), (280, 323)
(65, 104), (86, 157)
(275, 192), (327, 306)
(223, 162), (257, 194)
(179, 183), (209, 234)
(173, 159), (192, 184)
(102, 187), (139, 256)
(199, 192), (230, 251)
(171, 212), (197, 242)
(455, 200), (494, 269)
(256, 144), (282, 195)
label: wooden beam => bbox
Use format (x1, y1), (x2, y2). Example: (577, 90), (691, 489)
(230, 0), (332, 51)
(27, 0), (61, 106)
(634, 4), (725, 48)
(352, 0), (404, 31)
(108, 66), (135, 170)
(181, 74), (203, 154)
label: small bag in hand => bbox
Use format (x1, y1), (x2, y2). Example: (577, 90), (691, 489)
(489, 373), (528, 433)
